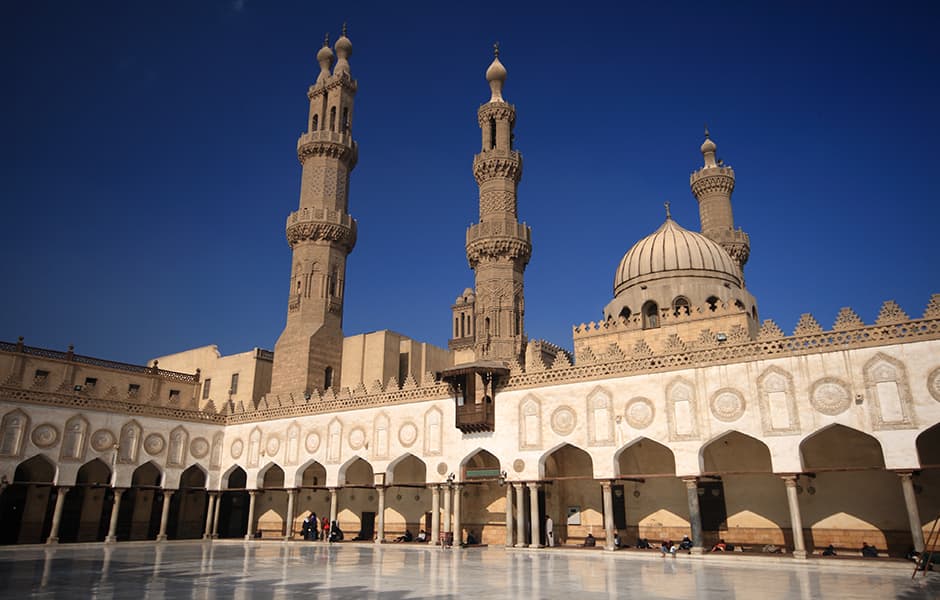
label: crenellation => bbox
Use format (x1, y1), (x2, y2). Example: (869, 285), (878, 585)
(832, 307), (865, 330)
(793, 313), (823, 336)
(923, 294), (940, 318)
(876, 300), (910, 325)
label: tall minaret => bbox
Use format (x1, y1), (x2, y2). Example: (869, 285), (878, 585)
(690, 129), (750, 272)
(271, 29), (358, 398)
(454, 45), (532, 364)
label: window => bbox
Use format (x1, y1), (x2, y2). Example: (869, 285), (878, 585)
(398, 352), (409, 387)
(341, 107), (348, 133)
(672, 297), (691, 317)
(311, 114), (318, 131)
(83, 377), (98, 389)
(34, 369), (49, 382)
(202, 378), (211, 399)
(324, 366), (333, 390)
(230, 373), (239, 395)
(329, 106), (336, 131)
(618, 306), (632, 322)
(706, 296), (719, 312)
(642, 301), (660, 329)
(169, 389), (180, 401)
(128, 383), (140, 397)
(489, 118), (496, 149)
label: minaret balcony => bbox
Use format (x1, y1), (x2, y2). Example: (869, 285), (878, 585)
(296, 131), (358, 167)
(466, 221), (530, 244)
(285, 209), (357, 250)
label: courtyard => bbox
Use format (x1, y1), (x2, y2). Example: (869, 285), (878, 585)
(0, 541), (935, 599)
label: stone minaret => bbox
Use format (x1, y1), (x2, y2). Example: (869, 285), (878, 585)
(690, 129), (750, 272)
(455, 46), (532, 364)
(271, 29), (358, 398)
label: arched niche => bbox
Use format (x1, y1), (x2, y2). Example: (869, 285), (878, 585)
(387, 453), (426, 486)
(225, 466), (247, 489)
(76, 458), (111, 485)
(800, 424), (885, 470)
(14, 454), (56, 483)
(132, 461), (162, 487)
(916, 424), (940, 467)
(541, 443), (593, 479)
(259, 463), (285, 489)
(461, 448), (500, 471)
(702, 431), (773, 473)
(297, 460), (326, 488)
(616, 438), (676, 477)
(340, 456), (374, 486)
(179, 465), (207, 489)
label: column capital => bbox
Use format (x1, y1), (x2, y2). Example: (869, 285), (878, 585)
(512, 481), (524, 490)
(599, 479), (612, 491)
(781, 474), (799, 487)
(248, 489), (259, 497)
(525, 481), (539, 490)
(894, 470), (915, 481)
(681, 477), (698, 489)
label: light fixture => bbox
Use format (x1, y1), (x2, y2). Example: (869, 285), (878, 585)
(716, 333), (728, 342)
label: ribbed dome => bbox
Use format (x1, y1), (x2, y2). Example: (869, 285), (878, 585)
(614, 218), (741, 295)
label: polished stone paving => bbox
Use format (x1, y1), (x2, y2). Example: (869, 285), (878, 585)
(0, 541), (936, 599)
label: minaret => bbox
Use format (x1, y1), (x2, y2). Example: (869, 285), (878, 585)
(690, 128), (750, 272)
(270, 28), (358, 398)
(454, 45), (532, 364)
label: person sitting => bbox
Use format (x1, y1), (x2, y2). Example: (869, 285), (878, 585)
(661, 540), (677, 557)
(710, 539), (727, 552)
(636, 537), (651, 549)
(465, 530), (478, 545)
(329, 521), (343, 543)
(822, 544), (836, 556)
(613, 532), (622, 549)
(679, 536), (693, 551)
(582, 533), (596, 547)
(761, 544), (781, 554)
(861, 542), (878, 557)
(393, 529), (413, 543)
(416, 529), (428, 543)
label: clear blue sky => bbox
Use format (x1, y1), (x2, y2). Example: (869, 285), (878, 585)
(3, 1), (939, 365)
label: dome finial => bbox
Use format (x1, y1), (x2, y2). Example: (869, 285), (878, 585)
(664, 201), (672, 220)
(342, 22), (347, 37)
(485, 44), (507, 102)
(494, 41), (500, 58)
(334, 23), (352, 75)
(700, 126), (717, 167)
(323, 32), (330, 47)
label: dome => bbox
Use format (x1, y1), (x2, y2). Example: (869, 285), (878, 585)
(317, 44), (334, 63)
(335, 34), (352, 58)
(486, 57), (507, 83)
(700, 137), (716, 153)
(613, 218), (741, 296)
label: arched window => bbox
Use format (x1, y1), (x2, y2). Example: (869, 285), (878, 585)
(341, 108), (349, 133)
(706, 296), (720, 312)
(485, 317), (491, 335)
(311, 114), (318, 131)
(751, 306), (758, 321)
(489, 118), (496, 149)
(618, 306), (632, 323)
(642, 301), (660, 329)
(329, 268), (338, 296)
(455, 317), (460, 338)
(324, 367), (333, 390)
(672, 296), (691, 317)
(329, 107), (336, 131)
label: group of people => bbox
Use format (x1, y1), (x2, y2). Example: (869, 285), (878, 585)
(300, 514), (343, 543)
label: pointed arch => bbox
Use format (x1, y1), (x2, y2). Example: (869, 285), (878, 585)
(460, 448), (500, 470)
(540, 442), (594, 479)
(327, 418), (343, 464)
(210, 432), (224, 469)
(665, 377), (699, 441)
(338, 455), (373, 486)
(285, 422), (301, 466)
(294, 458), (326, 488)
(167, 425), (189, 468)
(917, 423), (940, 467)
(179, 464), (208, 488)
(373, 412), (390, 460)
(257, 462), (285, 488)
(700, 430), (773, 473)
(519, 395), (542, 450)
(423, 406), (442, 455)
(614, 437), (676, 477)
(14, 454), (56, 483)
(799, 423), (885, 470)
(223, 465), (247, 489)
(757, 365), (800, 434)
(0, 409), (30, 458)
(587, 386), (614, 446)
(132, 460), (163, 487)
(386, 453), (426, 485)
(76, 458), (111, 485)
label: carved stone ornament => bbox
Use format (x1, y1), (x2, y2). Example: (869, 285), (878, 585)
(512, 459), (525, 473)
(143, 433), (166, 456)
(348, 427), (366, 450)
(810, 378), (852, 416)
(31, 423), (59, 449)
(928, 367), (940, 403)
(265, 435), (281, 457)
(305, 431), (321, 453)
(398, 422), (418, 447)
(709, 389), (746, 423)
(190, 437), (210, 459)
(437, 462), (448, 476)
(624, 397), (655, 429)
(551, 406), (577, 436)
(91, 429), (116, 452)
(230, 438), (244, 459)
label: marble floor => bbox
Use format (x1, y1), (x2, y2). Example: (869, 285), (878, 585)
(0, 541), (936, 599)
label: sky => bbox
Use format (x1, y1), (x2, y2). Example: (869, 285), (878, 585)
(3, 1), (939, 366)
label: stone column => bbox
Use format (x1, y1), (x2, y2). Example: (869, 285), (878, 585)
(105, 489), (124, 543)
(897, 471), (925, 552)
(156, 490), (175, 541)
(375, 486), (386, 544)
(453, 484), (462, 546)
(442, 484), (452, 537)
(211, 492), (222, 538)
(285, 488), (297, 540)
(46, 487), (70, 544)
(527, 482), (541, 549)
(601, 480), (615, 551)
(782, 476), (807, 559)
(430, 485), (441, 545)
(683, 478), (703, 554)
(203, 493), (216, 540)
(329, 488), (338, 524)
(244, 490), (258, 540)
(505, 484), (514, 548)
(513, 483), (525, 547)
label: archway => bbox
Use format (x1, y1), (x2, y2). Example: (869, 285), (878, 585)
(294, 460), (329, 539)
(217, 466), (249, 538)
(542, 444), (595, 546)
(916, 424), (940, 546)
(0, 455), (56, 544)
(615, 438), (685, 544)
(799, 424), (907, 554)
(386, 454), (429, 542)
(338, 457), (375, 540)
(458, 449), (502, 545)
(700, 431), (788, 548)
(115, 461), (163, 541)
(167, 465), (208, 539)
(255, 464), (286, 538)
(59, 458), (111, 543)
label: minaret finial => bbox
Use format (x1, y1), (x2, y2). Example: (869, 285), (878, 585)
(323, 33), (329, 47)
(342, 22), (347, 36)
(704, 123), (710, 139)
(664, 201), (672, 219)
(494, 41), (499, 58)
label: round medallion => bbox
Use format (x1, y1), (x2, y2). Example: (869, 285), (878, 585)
(230, 438), (244, 459)
(709, 389), (745, 422)
(31, 423), (59, 448)
(91, 429), (116, 452)
(624, 397), (655, 429)
(551, 406), (577, 436)
(305, 431), (321, 453)
(437, 462), (448, 476)
(512, 459), (525, 473)
(811, 378), (851, 416)
(144, 433), (166, 456)
(190, 437), (210, 459)
(348, 427), (366, 450)
(266, 435), (281, 456)
(398, 422), (418, 447)
(928, 367), (940, 402)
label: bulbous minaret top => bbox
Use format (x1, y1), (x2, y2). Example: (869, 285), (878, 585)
(486, 43), (507, 102)
(316, 34), (334, 85)
(333, 23), (353, 76)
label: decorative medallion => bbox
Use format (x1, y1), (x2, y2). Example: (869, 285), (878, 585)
(624, 397), (655, 429)
(305, 431), (321, 453)
(437, 462), (448, 476)
(265, 435), (281, 456)
(810, 378), (851, 416)
(709, 389), (746, 423)
(143, 433), (166, 456)
(398, 422), (418, 447)
(230, 438), (244, 459)
(91, 429), (116, 452)
(190, 437), (210, 459)
(551, 406), (577, 436)
(928, 367), (940, 403)
(512, 459), (525, 473)
(348, 427), (366, 450)
(31, 423), (59, 448)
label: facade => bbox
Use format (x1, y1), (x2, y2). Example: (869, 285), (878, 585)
(1, 34), (938, 559)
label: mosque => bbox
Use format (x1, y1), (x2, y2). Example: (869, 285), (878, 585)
(1, 31), (938, 559)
